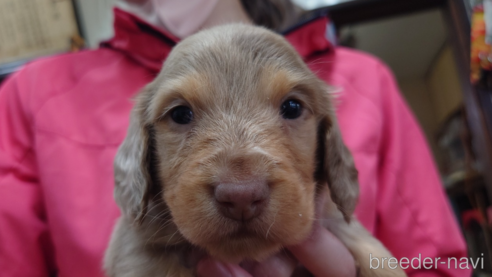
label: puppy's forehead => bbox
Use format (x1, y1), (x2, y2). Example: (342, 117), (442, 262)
(152, 25), (313, 109)
(164, 24), (305, 75)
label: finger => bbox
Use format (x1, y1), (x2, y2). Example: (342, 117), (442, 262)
(197, 256), (252, 277)
(287, 224), (356, 277)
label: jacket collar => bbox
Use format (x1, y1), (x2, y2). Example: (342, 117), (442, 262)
(102, 8), (333, 73)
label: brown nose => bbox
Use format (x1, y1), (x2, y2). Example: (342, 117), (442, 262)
(214, 180), (269, 222)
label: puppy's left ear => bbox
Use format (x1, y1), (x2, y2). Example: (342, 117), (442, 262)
(318, 113), (360, 223)
(113, 89), (157, 224)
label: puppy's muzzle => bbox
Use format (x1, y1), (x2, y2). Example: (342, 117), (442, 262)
(214, 179), (270, 221)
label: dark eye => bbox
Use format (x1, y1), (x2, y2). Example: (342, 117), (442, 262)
(170, 106), (193, 124)
(281, 99), (302, 119)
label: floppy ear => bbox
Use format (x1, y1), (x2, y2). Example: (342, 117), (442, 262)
(318, 115), (360, 223)
(113, 94), (156, 224)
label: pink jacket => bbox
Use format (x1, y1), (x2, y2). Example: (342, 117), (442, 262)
(0, 9), (470, 277)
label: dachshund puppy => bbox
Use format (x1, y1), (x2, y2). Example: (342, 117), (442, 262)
(104, 24), (406, 277)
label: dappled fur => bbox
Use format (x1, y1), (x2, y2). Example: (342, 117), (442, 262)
(105, 24), (406, 277)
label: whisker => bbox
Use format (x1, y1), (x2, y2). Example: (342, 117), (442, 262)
(144, 218), (177, 246)
(148, 209), (171, 225)
(265, 209), (279, 239)
(166, 229), (181, 245)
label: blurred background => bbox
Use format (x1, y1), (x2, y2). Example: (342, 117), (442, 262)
(0, 0), (491, 275)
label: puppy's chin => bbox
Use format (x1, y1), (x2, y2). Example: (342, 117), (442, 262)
(190, 218), (314, 263)
(206, 232), (284, 263)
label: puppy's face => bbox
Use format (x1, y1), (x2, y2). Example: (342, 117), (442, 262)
(155, 71), (318, 260)
(115, 25), (359, 262)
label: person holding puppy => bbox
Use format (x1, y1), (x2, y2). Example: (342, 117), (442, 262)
(0, 0), (470, 276)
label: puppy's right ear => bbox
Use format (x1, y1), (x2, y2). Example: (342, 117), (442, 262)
(113, 91), (155, 224)
(318, 114), (360, 223)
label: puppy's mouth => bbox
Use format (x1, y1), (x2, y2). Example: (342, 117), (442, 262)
(216, 210), (272, 239)
(200, 216), (286, 262)
(228, 225), (257, 239)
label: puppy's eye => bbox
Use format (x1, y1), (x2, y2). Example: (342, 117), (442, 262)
(170, 106), (193, 124)
(281, 99), (302, 119)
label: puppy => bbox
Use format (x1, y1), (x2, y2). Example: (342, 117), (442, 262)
(104, 24), (406, 277)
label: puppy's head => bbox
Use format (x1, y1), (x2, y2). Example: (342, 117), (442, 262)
(114, 24), (359, 261)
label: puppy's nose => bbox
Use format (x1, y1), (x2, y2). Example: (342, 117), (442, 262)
(214, 180), (269, 221)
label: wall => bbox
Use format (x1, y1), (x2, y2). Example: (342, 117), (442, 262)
(74, 0), (116, 48)
(397, 45), (463, 170)
(426, 46), (463, 124)
(398, 78), (443, 166)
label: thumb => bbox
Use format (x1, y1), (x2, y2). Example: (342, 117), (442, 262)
(287, 224), (356, 277)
